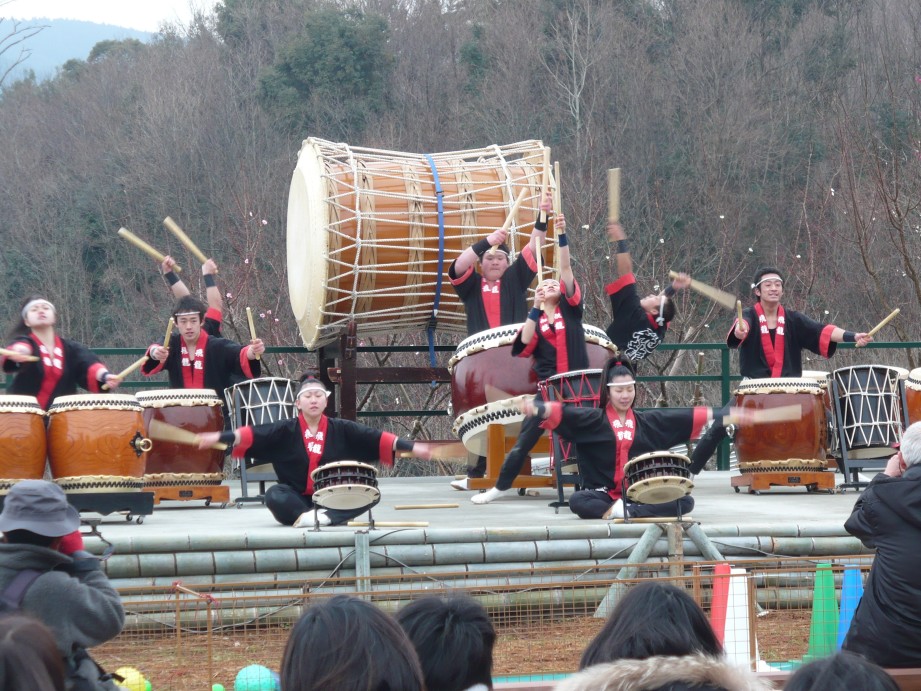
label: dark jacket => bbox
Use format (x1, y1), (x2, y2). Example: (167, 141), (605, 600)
(842, 464), (921, 667)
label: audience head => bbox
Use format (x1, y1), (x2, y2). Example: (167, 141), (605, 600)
(0, 480), (80, 549)
(0, 614), (66, 691)
(396, 595), (496, 691)
(580, 581), (722, 669)
(280, 595), (424, 691)
(784, 651), (898, 691)
(898, 422), (921, 468)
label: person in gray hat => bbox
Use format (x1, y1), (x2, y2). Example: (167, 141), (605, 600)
(0, 480), (125, 690)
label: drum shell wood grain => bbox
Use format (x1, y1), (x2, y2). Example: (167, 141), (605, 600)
(734, 387), (826, 463)
(138, 393), (224, 476)
(47, 399), (147, 480)
(0, 397), (46, 482)
(904, 369), (921, 425)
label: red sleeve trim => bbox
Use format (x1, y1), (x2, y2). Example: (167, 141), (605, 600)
(517, 324), (539, 358)
(539, 401), (563, 431)
(239, 347), (255, 378)
(231, 426), (254, 459)
(205, 307), (223, 324)
(143, 345), (165, 376)
(691, 407), (710, 439)
(449, 263), (474, 286)
(520, 243), (537, 271)
(819, 324), (835, 358)
(605, 273), (636, 296)
(86, 363), (106, 392)
(379, 432), (397, 467)
(565, 279), (582, 306)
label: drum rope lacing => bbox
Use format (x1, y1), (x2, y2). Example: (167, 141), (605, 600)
(424, 153), (447, 380)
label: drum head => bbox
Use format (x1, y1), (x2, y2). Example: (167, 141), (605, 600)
(313, 485), (381, 510)
(310, 460), (377, 481)
(627, 476), (693, 504)
(452, 396), (529, 456)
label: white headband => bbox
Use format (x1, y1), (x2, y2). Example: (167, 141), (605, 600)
(21, 300), (55, 320)
(656, 294), (667, 326)
(751, 274), (783, 289)
(173, 310), (201, 317)
(607, 379), (636, 387)
(298, 380), (331, 397)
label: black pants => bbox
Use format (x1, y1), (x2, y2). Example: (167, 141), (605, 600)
(569, 488), (694, 520)
(264, 484), (368, 526)
(689, 424), (729, 474)
(496, 415), (545, 490)
(468, 453), (486, 478)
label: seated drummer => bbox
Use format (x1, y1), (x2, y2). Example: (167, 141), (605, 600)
(2, 295), (120, 409)
(448, 192), (551, 489)
(196, 373), (433, 527)
(522, 356), (740, 520)
(471, 214), (588, 505)
(159, 256), (225, 337)
(141, 295), (264, 392)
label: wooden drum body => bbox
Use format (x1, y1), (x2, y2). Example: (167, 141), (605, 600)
(734, 378), (827, 464)
(623, 452), (694, 504)
(904, 368), (921, 426)
(46, 394), (149, 492)
(0, 396), (47, 493)
(136, 389), (224, 487)
(450, 324), (616, 418)
(310, 461), (380, 511)
(287, 138), (556, 349)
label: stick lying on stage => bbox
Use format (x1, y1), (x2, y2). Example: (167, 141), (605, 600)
(0, 347), (38, 363)
(668, 270), (737, 310)
(148, 419), (228, 451)
(395, 504), (459, 510)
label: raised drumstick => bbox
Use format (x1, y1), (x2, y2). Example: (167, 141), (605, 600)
(553, 160), (561, 213)
(866, 308), (900, 338)
(148, 419), (228, 450)
(736, 300), (744, 327)
(539, 147), (551, 224)
(118, 228), (182, 273)
(608, 168), (621, 223)
(668, 270), (737, 310)
(246, 307), (261, 361)
(163, 217), (212, 268)
(398, 442), (468, 460)
(727, 404), (803, 425)
(0, 347), (39, 363)
(101, 355), (149, 390)
(488, 189), (529, 255)
(163, 317), (175, 348)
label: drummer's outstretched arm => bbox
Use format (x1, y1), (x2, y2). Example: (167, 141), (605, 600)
(528, 191), (552, 258)
(452, 227), (510, 276)
(607, 222), (632, 278)
(829, 327), (872, 347)
(557, 214), (575, 295)
(202, 258), (224, 313)
(161, 256), (190, 299)
(197, 429), (240, 449)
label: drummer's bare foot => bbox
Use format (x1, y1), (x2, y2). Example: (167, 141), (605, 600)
(471, 487), (509, 504)
(450, 477), (471, 491)
(602, 499), (624, 520)
(293, 509), (330, 527)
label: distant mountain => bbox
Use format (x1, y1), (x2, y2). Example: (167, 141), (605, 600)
(0, 18), (152, 84)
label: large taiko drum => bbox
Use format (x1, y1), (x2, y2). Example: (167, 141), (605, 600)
(623, 451), (694, 504)
(801, 369), (839, 458)
(287, 138), (557, 349)
(46, 394), (150, 492)
(903, 368), (921, 426)
(449, 325), (617, 417)
(733, 378), (827, 464)
(452, 396), (530, 456)
(833, 365), (906, 458)
(136, 389), (224, 488)
(0, 395), (47, 493)
(311, 461), (380, 511)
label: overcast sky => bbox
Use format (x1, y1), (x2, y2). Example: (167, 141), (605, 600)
(2, 0), (203, 32)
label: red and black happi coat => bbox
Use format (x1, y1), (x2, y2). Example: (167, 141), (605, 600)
(448, 244), (539, 335)
(141, 330), (260, 392)
(230, 415), (401, 497)
(605, 273), (668, 362)
(726, 305), (836, 379)
(1, 335), (107, 409)
(540, 404), (711, 501)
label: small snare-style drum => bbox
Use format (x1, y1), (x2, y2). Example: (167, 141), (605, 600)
(46, 394), (150, 492)
(451, 395), (530, 456)
(136, 389), (225, 487)
(734, 378), (827, 463)
(310, 461), (380, 511)
(449, 324), (617, 418)
(0, 395), (47, 493)
(225, 377), (297, 428)
(902, 368), (921, 426)
(623, 451), (694, 504)
(833, 365), (906, 458)
(539, 369), (603, 468)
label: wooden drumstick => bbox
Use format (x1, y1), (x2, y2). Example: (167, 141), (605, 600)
(553, 160), (561, 214)
(101, 355), (149, 390)
(246, 307), (261, 360)
(539, 147), (551, 223)
(163, 317), (175, 348)
(489, 189), (529, 255)
(866, 308), (900, 338)
(608, 168), (621, 223)
(163, 216), (212, 269)
(668, 271), (737, 310)
(394, 504), (459, 510)
(148, 419), (228, 450)
(118, 227), (182, 273)
(398, 442), (468, 460)
(727, 404), (803, 425)
(736, 300), (744, 327)
(0, 347), (39, 363)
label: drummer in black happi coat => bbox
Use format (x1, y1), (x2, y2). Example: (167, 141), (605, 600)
(196, 374), (433, 527)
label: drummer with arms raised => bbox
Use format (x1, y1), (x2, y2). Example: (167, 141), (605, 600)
(2, 296), (120, 408)
(448, 192), (551, 489)
(159, 256), (225, 336)
(141, 295), (265, 392)
(691, 266), (872, 471)
(196, 374), (433, 527)
(522, 356), (741, 520)
(471, 211), (587, 504)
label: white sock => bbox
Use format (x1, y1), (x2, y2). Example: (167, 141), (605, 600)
(316, 509), (331, 526)
(471, 487), (510, 504)
(292, 510), (316, 528)
(604, 499), (625, 519)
